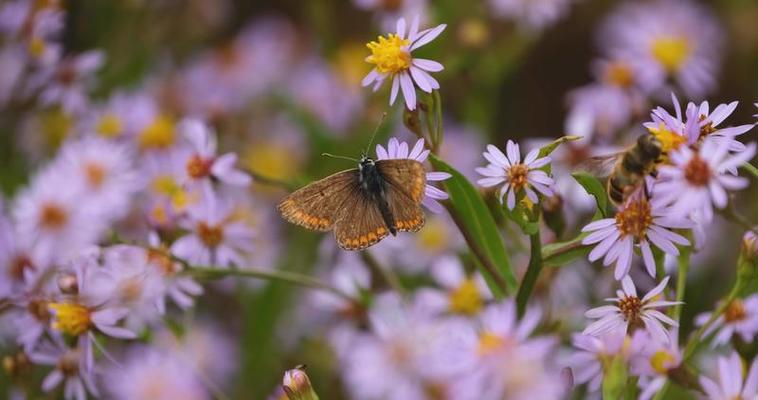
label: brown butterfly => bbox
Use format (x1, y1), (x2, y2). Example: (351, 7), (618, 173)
(277, 156), (427, 250)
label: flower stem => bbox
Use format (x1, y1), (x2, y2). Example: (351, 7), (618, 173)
(741, 162), (758, 179)
(185, 266), (355, 302)
(673, 244), (691, 321)
(432, 89), (444, 153)
(360, 251), (406, 296)
(516, 212), (543, 317)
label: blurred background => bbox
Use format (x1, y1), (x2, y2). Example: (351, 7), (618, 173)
(1, 0), (758, 398)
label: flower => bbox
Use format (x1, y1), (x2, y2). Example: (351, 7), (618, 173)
(583, 275), (680, 343)
(31, 51), (105, 113)
(362, 16), (446, 110)
(145, 232), (203, 311)
(416, 255), (492, 316)
(581, 194), (691, 279)
(699, 352), (758, 400)
(598, 0), (724, 98)
(695, 295), (758, 347)
(628, 329), (682, 400)
(476, 140), (554, 210)
(29, 340), (99, 400)
(488, 0), (576, 31)
(566, 330), (629, 393)
(654, 137), (756, 222)
(376, 137), (451, 213)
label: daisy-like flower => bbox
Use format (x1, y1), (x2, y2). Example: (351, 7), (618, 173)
(583, 275), (680, 343)
(699, 352), (758, 400)
(29, 340), (99, 400)
(566, 330), (629, 394)
(31, 50), (105, 113)
(488, 0), (576, 31)
(628, 329), (682, 400)
(416, 255), (492, 316)
(170, 192), (255, 267)
(476, 140), (554, 210)
(581, 193), (691, 279)
(376, 137), (450, 213)
(695, 295), (758, 347)
(145, 232), (203, 312)
(654, 137), (756, 222)
(362, 16), (446, 110)
(178, 118), (252, 197)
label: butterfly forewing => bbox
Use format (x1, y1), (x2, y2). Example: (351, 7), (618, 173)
(334, 185), (391, 250)
(377, 159), (426, 232)
(277, 169), (358, 231)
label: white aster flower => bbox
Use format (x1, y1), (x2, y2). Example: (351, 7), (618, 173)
(584, 275), (680, 343)
(699, 352), (758, 400)
(362, 15), (446, 110)
(476, 140), (554, 210)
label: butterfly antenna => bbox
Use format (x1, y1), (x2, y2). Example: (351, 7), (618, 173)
(322, 153), (359, 162)
(364, 112), (388, 157)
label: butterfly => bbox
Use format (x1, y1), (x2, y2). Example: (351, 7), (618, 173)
(277, 156), (427, 250)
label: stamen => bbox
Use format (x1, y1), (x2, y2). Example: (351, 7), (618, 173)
(683, 155), (710, 186)
(366, 34), (412, 74)
(83, 162), (107, 188)
(48, 303), (91, 336)
(724, 299), (746, 323)
(650, 36), (690, 72)
(448, 279), (483, 315)
(197, 222), (224, 247)
(40, 202), (68, 230)
(186, 154), (213, 179)
(615, 199), (653, 239)
(507, 163), (529, 191)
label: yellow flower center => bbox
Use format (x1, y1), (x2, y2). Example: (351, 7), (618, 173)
(448, 279), (483, 315)
(477, 331), (507, 355)
(83, 162), (106, 189)
(648, 123), (687, 155)
(417, 217), (450, 252)
(151, 175), (191, 211)
(96, 114), (123, 138)
(138, 115), (175, 150)
(366, 34), (412, 74)
(39, 202), (68, 230)
(507, 163), (529, 192)
(604, 61), (634, 88)
(186, 154), (213, 179)
(28, 37), (46, 59)
(48, 303), (91, 336)
(618, 295), (643, 327)
(650, 36), (691, 72)
(650, 350), (676, 374)
(724, 299), (747, 323)
(615, 198), (653, 239)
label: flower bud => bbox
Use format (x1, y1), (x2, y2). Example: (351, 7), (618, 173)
(282, 366), (319, 400)
(402, 107), (423, 139)
(742, 229), (758, 259)
(57, 272), (78, 294)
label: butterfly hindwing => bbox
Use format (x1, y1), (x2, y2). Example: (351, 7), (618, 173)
(376, 159), (426, 232)
(333, 185), (391, 250)
(277, 169), (359, 231)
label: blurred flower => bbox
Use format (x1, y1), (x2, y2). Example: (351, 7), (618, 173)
(105, 346), (208, 400)
(581, 194), (690, 279)
(628, 329), (682, 400)
(476, 140), (554, 210)
(416, 255), (492, 316)
(599, 0), (723, 98)
(146, 232), (203, 311)
(488, 0), (576, 31)
(29, 340), (98, 400)
(353, 0), (429, 32)
(566, 330), (628, 393)
(283, 366), (319, 400)
(362, 16), (446, 110)
(437, 123), (485, 182)
(654, 137), (756, 222)
(376, 137), (450, 212)
(583, 276), (679, 343)
(565, 83), (642, 141)
(695, 295), (758, 347)
(29, 51), (104, 114)
(171, 192), (255, 267)
(699, 351), (758, 400)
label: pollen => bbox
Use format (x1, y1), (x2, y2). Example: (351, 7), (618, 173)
(28, 36), (46, 59)
(83, 162), (107, 189)
(418, 218), (448, 252)
(650, 36), (691, 72)
(683, 155), (711, 187)
(650, 350), (676, 374)
(724, 299), (747, 323)
(148, 246), (178, 276)
(197, 222), (224, 247)
(604, 61), (634, 88)
(39, 202), (68, 230)
(615, 198), (653, 239)
(649, 124), (686, 155)
(448, 279), (483, 315)
(96, 114), (123, 138)
(48, 302), (91, 336)
(186, 154), (213, 179)
(477, 331), (506, 355)
(138, 115), (175, 150)
(366, 34), (412, 74)
(507, 163), (530, 192)
(618, 295), (642, 327)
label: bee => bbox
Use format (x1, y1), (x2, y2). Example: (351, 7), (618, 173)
(580, 133), (663, 205)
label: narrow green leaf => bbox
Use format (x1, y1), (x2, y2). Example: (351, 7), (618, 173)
(572, 172), (610, 217)
(430, 154), (517, 295)
(542, 233), (590, 267)
(602, 355), (629, 400)
(537, 135), (583, 158)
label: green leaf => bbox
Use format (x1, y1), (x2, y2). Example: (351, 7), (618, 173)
(572, 172), (610, 217)
(602, 354), (629, 400)
(537, 135), (583, 158)
(542, 233), (590, 268)
(430, 154), (517, 295)
(503, 201), (539, 235)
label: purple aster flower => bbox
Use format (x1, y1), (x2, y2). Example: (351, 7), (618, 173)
(699, 352), (758, 400)
(695, 294), (758, 347)
(488, 0), (576, 31)
(628, 329), (682, 400)
(353, 0), (429, 33)
(599, 0), (724, 98)
(583, 275), (680, 343)
(654, 137), (756, 222)
(581, 194), (690, 279)
(416, 255), (492, 316)
(30, 50), (104, 113)
(29, 339), (99, 400)
(376, 137), (451, 213)
(146, 232), (203, 312)
(476, 139), (555, 210)
(362, 16), (446, 110)
(170, 191), (255, 267)
(566, 330), (628, 394)
(565, 82), (643, 141)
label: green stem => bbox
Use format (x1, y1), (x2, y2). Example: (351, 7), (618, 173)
(741, 162), (758, 179)
(185, 266), (355, 302)
(360, 251), (406, 296)
(673, 245), (691, 321)
(432, 90), (443, 153)
(516, 211), (543, 317)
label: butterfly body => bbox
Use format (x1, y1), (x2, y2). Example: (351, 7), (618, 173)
(278, 157), (426, 250)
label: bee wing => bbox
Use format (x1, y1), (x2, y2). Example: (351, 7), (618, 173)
(576, 153), (622, 178)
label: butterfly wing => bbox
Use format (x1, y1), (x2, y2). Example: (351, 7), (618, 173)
(376, 159), (426, 233)
(277, 169), (359, 231)
(333, 185), (391, 250)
